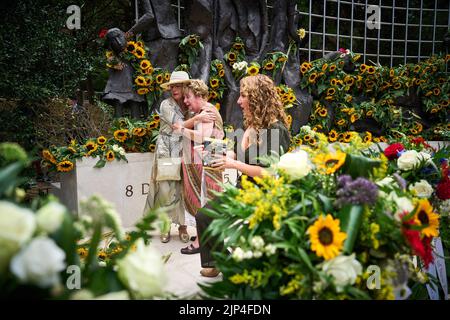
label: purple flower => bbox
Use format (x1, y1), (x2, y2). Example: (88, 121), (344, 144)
(335, 175), (379, 207)
(393, 173), (407, 190)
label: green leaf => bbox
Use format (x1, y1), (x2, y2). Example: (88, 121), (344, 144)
(342, 154), (381, 178)
(0, 161), (24, 196)
(337, 205), (364, 254)
(94, 159), (106, 168)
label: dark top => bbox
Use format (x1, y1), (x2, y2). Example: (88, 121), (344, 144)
(235, 121), (290, 187)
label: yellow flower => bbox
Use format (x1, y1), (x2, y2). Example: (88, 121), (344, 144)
(309, 72), (318, 83)
(147, 121), (158, 130)
(322, 63), (328, 72)
(114, 129), (128, 142)
(188, 35), (198, 46)
(135, 76), (146, 87)
(105, 150), (115, 162)
(97, 136), (107, 145)
(57, 160), (74, 172)
(227, 52), (237, 62)
(85, 141), (98, 155)
(105, 51), (114, 59)
(327, 87), (336, 96)
(137, 88), (149, 95)
(126, 41), (137, 53)
(42, 149), (57, 164)
(210, 78), (219, 88)
(328, 129), (338, 142)
(215, 103), (220, 111)
(247, 65), (259, 76)
(363, 131), (372, 143)
(232, 43), (243, 50)
(77, 247), (88, 259)
(367, 66), (376, 74)
(140, 59), (151, 70)
(286, 114), (293, 128)
(297, 28), (306, 40)
(307, 214), (347, 260)
(314, 150), (346, 174)
(414, 199), (439, 238)
(264, 61), (275, 70)
(68, 146), (77, 154)
(219, 69), (225, 78)
(155, 74), (163, 84)
(329, 65), (336, 72)
(318, 108), (328, 117)
(217, 63), (224, 70)
(336, 119), (346, 126)
(149, 144), (156, 152)
(134, 47), (145, 59)
(132, 127), (146, 137)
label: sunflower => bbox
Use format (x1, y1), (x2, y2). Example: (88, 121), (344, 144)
(314, 150), (346, 174)
(247, 65), (259, 76)
(68, 146), (77, 154)
(308, 138), (317, 146)
(217, 69), (225, 78)
(329, 65), (336, 72)
(360, 64), (367, 73)
(147, 121), (158, 130)
(300, 66), (308, 74)
(77, 247), (88, 259)
(364, 131), (372, 143)
(345, 95), (353, 103)
(105, 51), (114, 59)
(126, 41), (137, 53)
(336, 119), (346, 126)
(85, 141), (98, 155)
(106, 150), (115, 162)
(210, 78), (219, 88)
(264, 61), (275, 70)
(278, 56), (288, 63)
(133, 127), (146, 137)
(137, 88), (149, 95)
(135, 76), (146, 86)
(189, 36), (198, 46)
(328, 129), (338, 142)
(149, 144), (156, 152)
(153, 114), (160, 122)
(308, 72), (318, 83)
(217, 63), (224, 70)
(140, 59), (151, 71)
(209, 91), (218, 100)
(307, 214), (347, 260)
(413, 199), (440, 238)
(97, 136), (107, 145)
(413, 65), (421, 73)
(327, 87), (336, 96)
(367, 66), (375, 74)
(344, 132), (353, 142)
(101, 145), (107, 151)
(440, 100), (449, 107)
(134, 47), (145, 59)
(303, 134), (311, 142)
(389, 69), (395, 77)
(42, 149), (57, 164)
(330, 79), (338, 86)
(153, 75), (163, 85)
(286, 114), (293, 128)
(318, 108), (328, 117)
(322, 63), (328, 71)
(114, 129), (128, 142)
(57, 160), (74, 172)
(232, 43), (243, 50)
(433, 88), (441, 96)
(350, 113), (359, 123)
(215, 103), (220, 111)
(228, 52), (237, 62)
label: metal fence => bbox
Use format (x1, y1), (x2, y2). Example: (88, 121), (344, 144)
(167, 0), (449, 67)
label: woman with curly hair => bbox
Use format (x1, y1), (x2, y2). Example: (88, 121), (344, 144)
(195, 74), (291, 277)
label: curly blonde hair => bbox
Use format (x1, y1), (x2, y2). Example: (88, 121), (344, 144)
(240, 74), (289, 131)
(184, 79), (209, 99)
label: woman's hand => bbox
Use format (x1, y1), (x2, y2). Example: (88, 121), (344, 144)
(195, 110), (216, 123)
(210, 154), (237, 170)
(172, 122), (183, 134)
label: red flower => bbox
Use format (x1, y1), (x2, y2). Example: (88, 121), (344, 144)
(339, 48), (347, 53)
(384, 143), (405, 160)
(402, 221), (434, 268)
(436, 179), (450, 200)
(99, 28), (108, 38)
(411, 137), (435, 152)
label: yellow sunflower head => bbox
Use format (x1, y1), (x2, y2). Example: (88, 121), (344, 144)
(57, 160), (74, 172)
(106, 150), (115, 162)
(264, 61), (275, 70)
(210, 78), (219, 88)
(134, 47), (145, 59)
(132, 127), (146, 137)
(97, 136), (107, 145)
(149, 144), (156, 152)
(85, 141), (98, 155)
(414, 199), (439, 238)
(137, 88), (149, 95)
(189, 35), (198, 46)
(218, 69), (225, 78)
(140, 59), (151, 70)
(314, 150), (346, 174)
(247, 65), (260, 76)
(307, 214), (347, 260)
(328, 130), (338, 142)
(114, 129), (128, 142)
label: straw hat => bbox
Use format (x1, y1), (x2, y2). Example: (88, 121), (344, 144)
(160, 71), (191, 90)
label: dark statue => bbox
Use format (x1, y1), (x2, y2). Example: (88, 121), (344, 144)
(102, 28), (144, 119)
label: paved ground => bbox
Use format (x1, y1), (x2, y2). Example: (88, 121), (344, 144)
(151, 218), (222, 299)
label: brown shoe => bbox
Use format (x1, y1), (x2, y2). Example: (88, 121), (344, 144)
(200, 268), (220, 278)
(178, 225), (190, 243)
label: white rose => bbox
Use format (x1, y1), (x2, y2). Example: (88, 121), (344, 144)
(0, 201), (36, 272)
(388, 191), (414, 221)
(250, 236), (265, 250)
(397, 150), (420, 171)
(278, 151), (312, 180)
(418, 151), (432, 163)
(112, 144), (120, 152)
(321, 254), (362, 291)
(253, 251), (263, 258)
(232, 247), (245, 262)
(376, 176), (395, 188)
(10, 236), (66, 288)
(117, 239), (167, 299)
(244, 250), (253, 259)
(36, 202), (66, 234)
(119, 148), (126, 156)
(409, 179), (433, 198)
